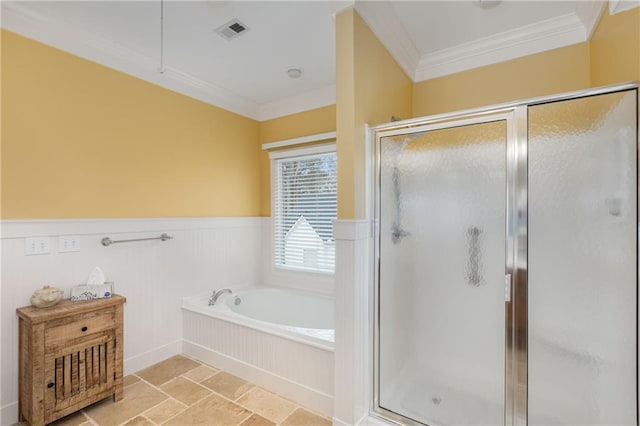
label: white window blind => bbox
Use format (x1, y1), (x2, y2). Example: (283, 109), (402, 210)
(272, 148), (336, 273)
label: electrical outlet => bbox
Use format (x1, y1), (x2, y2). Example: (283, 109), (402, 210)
(25, 237), (50, 256)
(59, 236), (81, 253)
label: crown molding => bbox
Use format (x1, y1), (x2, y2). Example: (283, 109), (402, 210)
(609, 0), (640, 14)
(1, 2), (337, 122)
(257, 84), (336, 121)
(414, 12), (588, 82)
(330, 0), (355, 20)
(354, 1), (420, 81)
(576, 0), (606, 39)
(1, 2), (260, 119)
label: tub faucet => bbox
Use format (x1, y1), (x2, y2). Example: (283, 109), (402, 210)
(209, 289), (232, 306)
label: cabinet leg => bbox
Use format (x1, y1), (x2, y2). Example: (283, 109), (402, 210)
(113, 386), (123, 402)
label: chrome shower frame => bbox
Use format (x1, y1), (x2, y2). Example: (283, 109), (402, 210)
(369, 82), (639, 426)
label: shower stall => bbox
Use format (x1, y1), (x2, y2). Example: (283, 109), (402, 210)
(372, 84), (639, 425)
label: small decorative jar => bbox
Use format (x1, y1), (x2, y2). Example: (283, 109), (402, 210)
(30, 285), (64, 308)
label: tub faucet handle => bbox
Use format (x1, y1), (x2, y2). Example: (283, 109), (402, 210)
(209, 288), (232, 306)
(208, 290), (217, 306)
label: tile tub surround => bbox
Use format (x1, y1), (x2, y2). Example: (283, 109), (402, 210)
(14, 355), (332, 426)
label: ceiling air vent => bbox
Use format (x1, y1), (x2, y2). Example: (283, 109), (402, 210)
(215, 19), (250, 41)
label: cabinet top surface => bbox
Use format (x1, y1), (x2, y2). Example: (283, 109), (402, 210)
(16, 294), (126, 323)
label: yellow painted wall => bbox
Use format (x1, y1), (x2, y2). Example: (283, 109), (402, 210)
(336, 9), (413, 219)
(412, 43), (592, 117)
(412, 6), (640, 118)
(258, 105), (336, 216)
(1, 30), (260, 219)
(590, 7), (640, 86)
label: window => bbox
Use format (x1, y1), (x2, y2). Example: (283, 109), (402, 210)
(270, 144), (336, 273)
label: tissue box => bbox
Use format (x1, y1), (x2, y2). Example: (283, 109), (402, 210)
(70, 283), (113, 301)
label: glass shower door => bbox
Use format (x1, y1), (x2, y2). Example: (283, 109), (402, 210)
(377, 119), (508, 425)
(528, 90), (638, 425)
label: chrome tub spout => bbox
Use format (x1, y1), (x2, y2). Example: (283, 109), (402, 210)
(209, 289), (232, 306)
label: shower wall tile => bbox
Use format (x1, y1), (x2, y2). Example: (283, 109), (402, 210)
(0, 217), (264, 425)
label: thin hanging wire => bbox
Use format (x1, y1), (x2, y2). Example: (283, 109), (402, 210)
(159, 0), (165, 74)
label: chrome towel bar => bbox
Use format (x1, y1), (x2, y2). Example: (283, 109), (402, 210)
(101, 233), (173, 247)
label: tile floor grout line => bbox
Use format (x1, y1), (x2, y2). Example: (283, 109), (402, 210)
(79, 411), (99, 426)
(234, 409), (258, 426)
(133, 376), (207, 426)
(208, 386), (253, 406)
(139, 414), (157, 426)
(278, 404), (299, 425)
(133, 375), (182, 401)
(262, 386), (332, 422)
(232, 386), (300, 424)
(178, 372), (216, 389)
(180, 366), (219, 384)
(162, 377), (242, 423)
(144, 404), (189, 426)
(154, 393), (244, 426)
(81, 407), (100, 425)
(233, 383), (258, 402)
(140, 396), (189, 423)
(158, 374), (213, 403)
(176, 391), (216, 409)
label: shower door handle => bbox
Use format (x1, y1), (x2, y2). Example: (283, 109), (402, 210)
(504, 273), (512, 302)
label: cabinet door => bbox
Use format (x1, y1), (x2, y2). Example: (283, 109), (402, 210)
(44, 332), (115, 423)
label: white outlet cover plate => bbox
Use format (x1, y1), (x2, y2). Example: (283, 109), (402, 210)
(25, 237), (50, 255)
(58, 236), (81, 253)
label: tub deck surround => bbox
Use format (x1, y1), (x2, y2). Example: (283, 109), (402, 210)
(182, 286), (335, 417)
(183, 287), (335, 348)
(12, 354), (332, 426)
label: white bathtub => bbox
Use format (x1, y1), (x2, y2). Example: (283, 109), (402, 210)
(181, 287), (335, 416)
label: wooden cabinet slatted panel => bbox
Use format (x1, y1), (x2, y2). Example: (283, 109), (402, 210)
(17, 295), (125, 426)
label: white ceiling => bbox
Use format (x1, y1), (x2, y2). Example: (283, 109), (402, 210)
(393, 1), (578, 54)
(1, 1), (611, 121)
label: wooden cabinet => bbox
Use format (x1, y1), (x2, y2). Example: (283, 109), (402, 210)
(17, 295), (125, 426)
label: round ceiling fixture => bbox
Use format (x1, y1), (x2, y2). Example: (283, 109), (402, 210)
(474, 0), (502, 9)
(286, 67), (303, 79)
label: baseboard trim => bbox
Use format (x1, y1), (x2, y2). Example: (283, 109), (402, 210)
(0, 402), (18, 426)
(183, 339), (333, 418)
(124, 339), (183, 375)
(332, 412), (370, 426)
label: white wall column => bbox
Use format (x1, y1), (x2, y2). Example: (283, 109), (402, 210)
(333, 219), (370, 425)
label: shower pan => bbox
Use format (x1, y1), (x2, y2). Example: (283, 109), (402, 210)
(372, 84), (639, 426)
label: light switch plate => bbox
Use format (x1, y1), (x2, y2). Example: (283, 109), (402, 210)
(25, 237), (50, 256)
(59, 236), (81, 253)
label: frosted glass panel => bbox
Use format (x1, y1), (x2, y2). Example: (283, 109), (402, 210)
(528, 90), (638, 425)
(378, 121), (507, 425)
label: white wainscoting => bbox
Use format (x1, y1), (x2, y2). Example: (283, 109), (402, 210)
(182, 310), (334, 417)
(0, 217), (264, 426)
(333, 219), (372, 426)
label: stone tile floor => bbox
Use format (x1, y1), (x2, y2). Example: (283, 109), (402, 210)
(30, 355), (332, 426)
